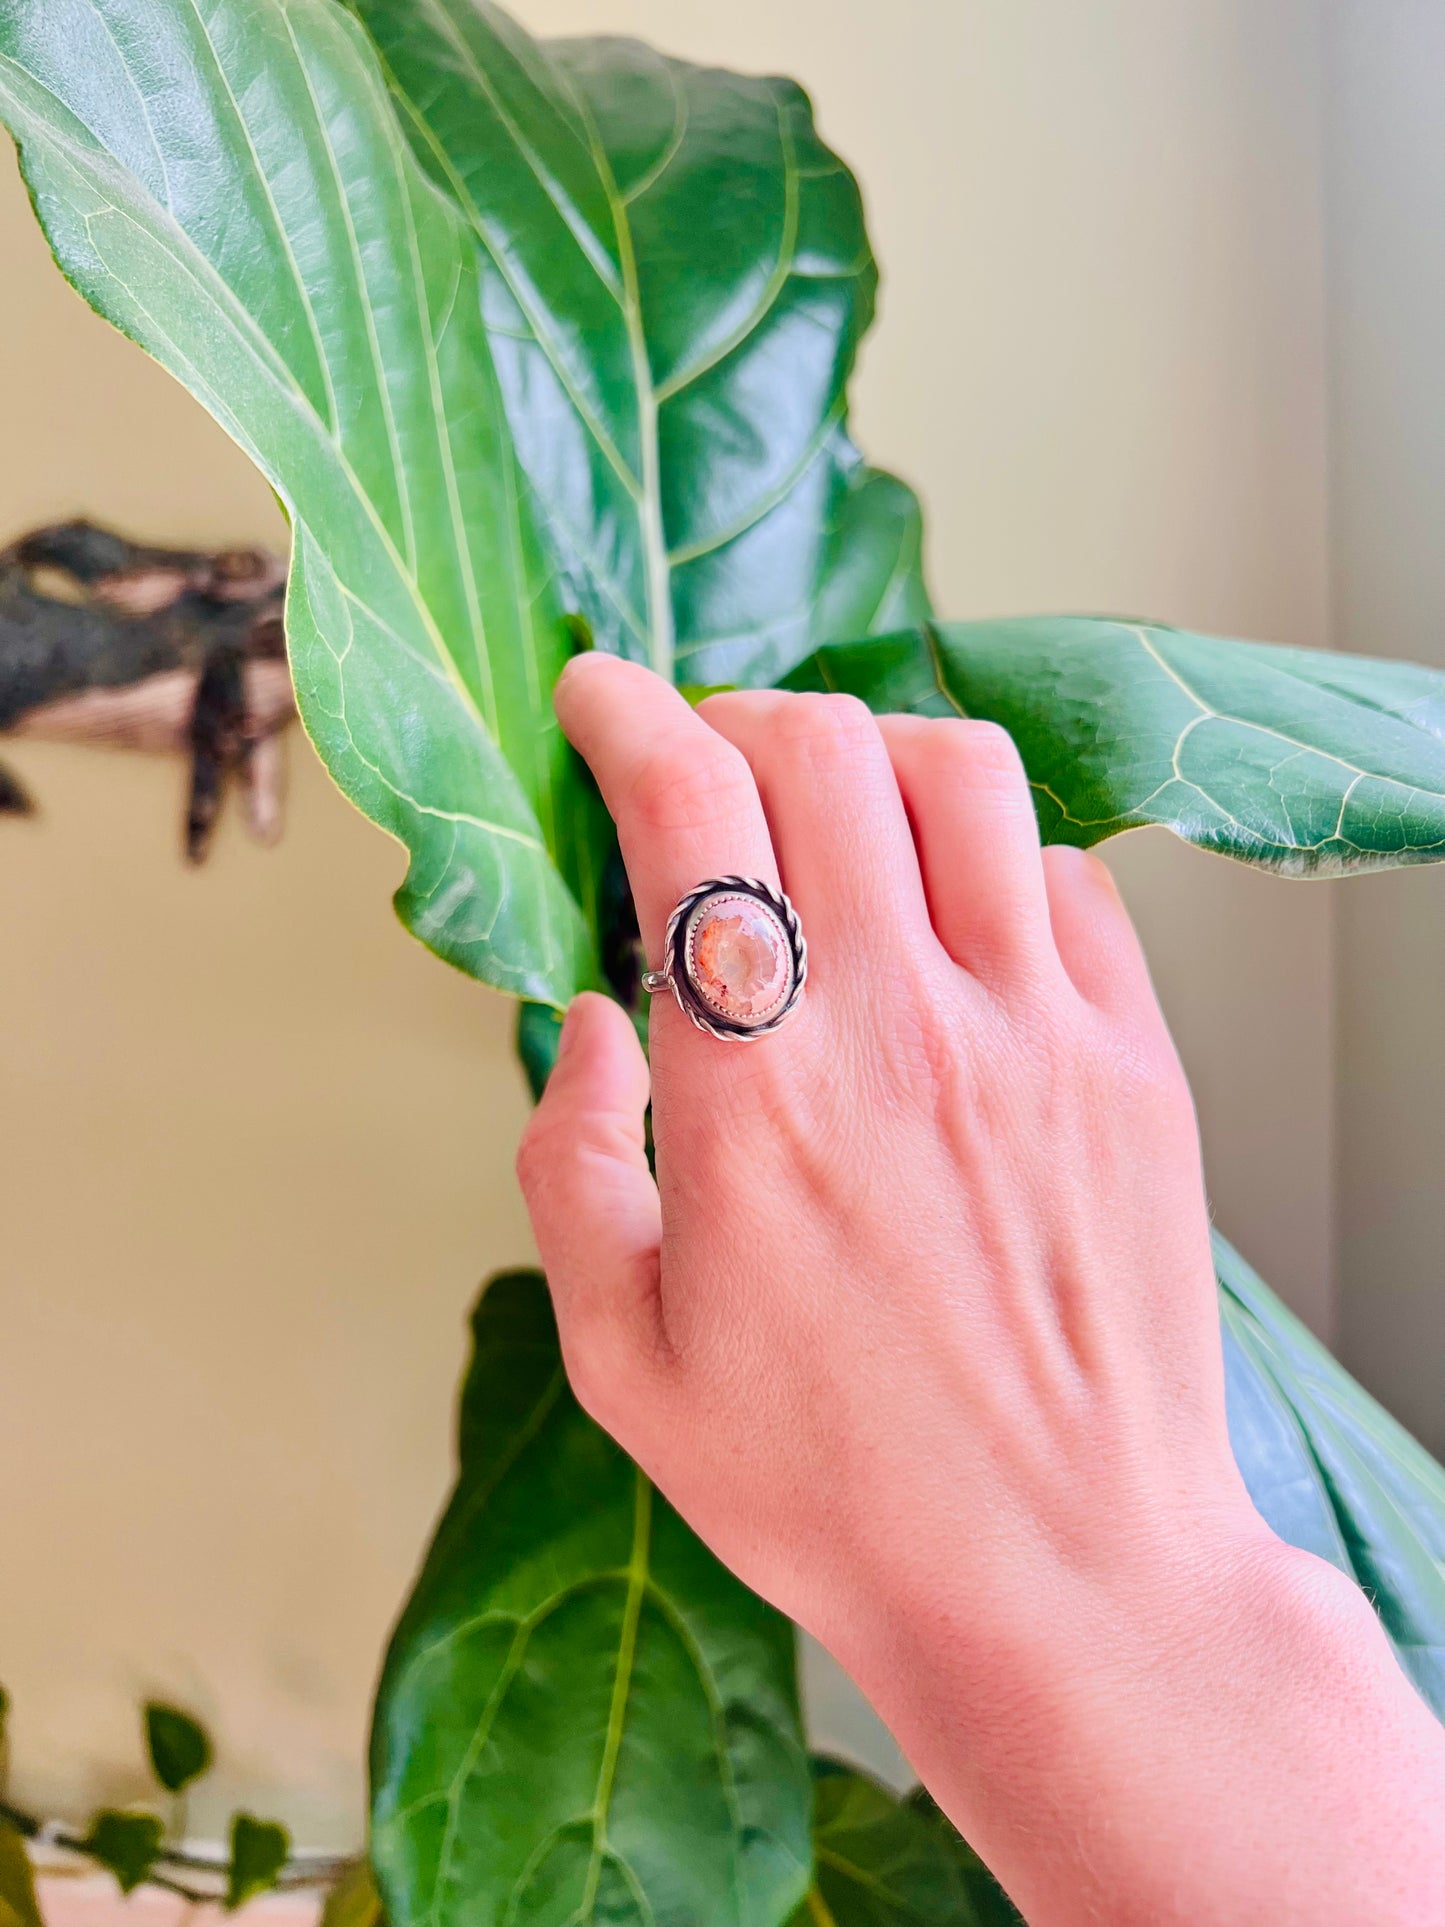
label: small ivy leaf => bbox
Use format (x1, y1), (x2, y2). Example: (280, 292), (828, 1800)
(226, 1814), (290, 1912)
(318, 1861), (384, 1927)
(143, 1703), (213, 1795)
(0, 1822), (43, 1927)
(80, 1811), (164, 1896)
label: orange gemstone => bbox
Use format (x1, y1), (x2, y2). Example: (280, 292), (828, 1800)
(685, 893), (792, 1026)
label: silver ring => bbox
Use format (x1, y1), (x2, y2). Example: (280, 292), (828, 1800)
(641, 876), (806, 1042)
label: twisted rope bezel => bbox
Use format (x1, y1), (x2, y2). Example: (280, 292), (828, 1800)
(654, 875), (807, 1042)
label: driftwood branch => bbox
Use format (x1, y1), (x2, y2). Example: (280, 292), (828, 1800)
(0, 521), (293, 860)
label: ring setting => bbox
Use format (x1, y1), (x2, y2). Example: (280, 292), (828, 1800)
(642, 876), (806, 1042)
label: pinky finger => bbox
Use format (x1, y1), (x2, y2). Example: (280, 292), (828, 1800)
(1041, 845), (1161, 1017)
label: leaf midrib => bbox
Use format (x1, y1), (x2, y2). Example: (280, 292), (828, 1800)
(404, 1530), (768, 1926)
(373, 5), (817, 683)
(282, 5), (419, 578)
(180, 0), (340, 434)
(927, 619), (1445, 853)
(578, 1467), (652, 1921)
(552, 61), (673, 681)
(386, 0), (673, 676)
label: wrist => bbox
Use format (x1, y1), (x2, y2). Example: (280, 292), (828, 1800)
(848, 1510), (1370, 1767)
(841, 1519), (1445, 1925)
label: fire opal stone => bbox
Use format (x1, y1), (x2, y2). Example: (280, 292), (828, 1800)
(684, 892), (792, 1027)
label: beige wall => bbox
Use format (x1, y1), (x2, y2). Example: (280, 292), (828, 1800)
(1325, 0), (1445, 1458)
(1, 0), (1334, 1844)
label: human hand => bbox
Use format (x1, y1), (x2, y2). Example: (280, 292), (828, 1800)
(519, 653), (1445, 1926)
(524, 653), (1249, 1639)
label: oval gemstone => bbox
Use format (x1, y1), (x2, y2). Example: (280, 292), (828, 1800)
(684, 892), (792, 1027)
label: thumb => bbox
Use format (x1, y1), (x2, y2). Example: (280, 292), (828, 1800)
(516, 992), (664, 1421)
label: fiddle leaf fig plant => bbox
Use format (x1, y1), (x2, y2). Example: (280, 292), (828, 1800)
(5, 0), (1445, 1921)
(785, 621), (1445, 869)
(349, 0), (930, 689)
(790, 1767), (1022, 1927)
(372, 1273), (811, 1927)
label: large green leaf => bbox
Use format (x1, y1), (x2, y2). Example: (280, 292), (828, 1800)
(371, 1272), (811, 1927)
(784, 619), (1445, 873)
(785, 1765), (1020, 1927)
(1218, 1233), (1445, 1717)
(348, 0), (930, 688)
(0, 0), (606, 1003)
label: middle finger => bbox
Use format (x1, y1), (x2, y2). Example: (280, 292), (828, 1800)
(697, 688), (936, 972)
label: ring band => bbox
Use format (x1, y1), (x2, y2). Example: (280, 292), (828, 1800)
(642, 876), (807, 1042)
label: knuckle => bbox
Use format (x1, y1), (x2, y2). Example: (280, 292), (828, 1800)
(767, 692), (879, 766)
(1112, 1028), (1193, 1119)
(559, 1340), (615, 1429)
(1041, 842), (1110, 890)
(514, 1116), (558, 1197)
(696, 689), (768, 730)
(946, 719), (1029, 793)
(625, 742), (754, 836)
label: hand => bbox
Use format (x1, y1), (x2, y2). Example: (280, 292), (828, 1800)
(519, 653), (1445, 1926)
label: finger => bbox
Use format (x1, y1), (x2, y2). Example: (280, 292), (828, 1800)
(696, 690), (933, 964)
(516, 993), (665, 1418)
(875, 713), (1057, 985)
(553, 654), (778, 971)
(1041, 844), (1161, 1016)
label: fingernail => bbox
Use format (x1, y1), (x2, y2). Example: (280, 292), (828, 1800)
(556, 998), (584, 1055)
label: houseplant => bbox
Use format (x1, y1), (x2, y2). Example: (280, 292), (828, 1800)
(2, 0), (1444, 1920)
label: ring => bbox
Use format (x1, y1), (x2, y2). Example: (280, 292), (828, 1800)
(641, 876), (807, 1042)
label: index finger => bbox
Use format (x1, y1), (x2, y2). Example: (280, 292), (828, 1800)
(553, 653), (779, 976)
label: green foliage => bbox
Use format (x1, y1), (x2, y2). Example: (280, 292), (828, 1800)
(348, 0), (929, 690)
(80, 1811), (165, 1896)
(0, 0), (606, 1004)
(786, 1766), (1020, 1927)
(0, 1697), (311, 1912)
(0, 0), (922, 1009)
(784, 620), (1445, 874)
(1218, 1233), (1445, 1715)
(371, 1272), (811, 1927)
(226, 1814), (292, 1912)
(0, 1824), (43, 1927)
(143, 1703), (213, 1796)
(515, 999), (566, 1104)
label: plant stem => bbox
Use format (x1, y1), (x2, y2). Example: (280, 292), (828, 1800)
(805, 1886), (840, 1927)
(0, 1799), (349, 1894)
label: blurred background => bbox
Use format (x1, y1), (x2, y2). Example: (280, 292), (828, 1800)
(2, 0), (1441, 1854)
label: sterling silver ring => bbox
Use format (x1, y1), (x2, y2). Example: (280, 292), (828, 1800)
(641, 876), (807, 1042)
